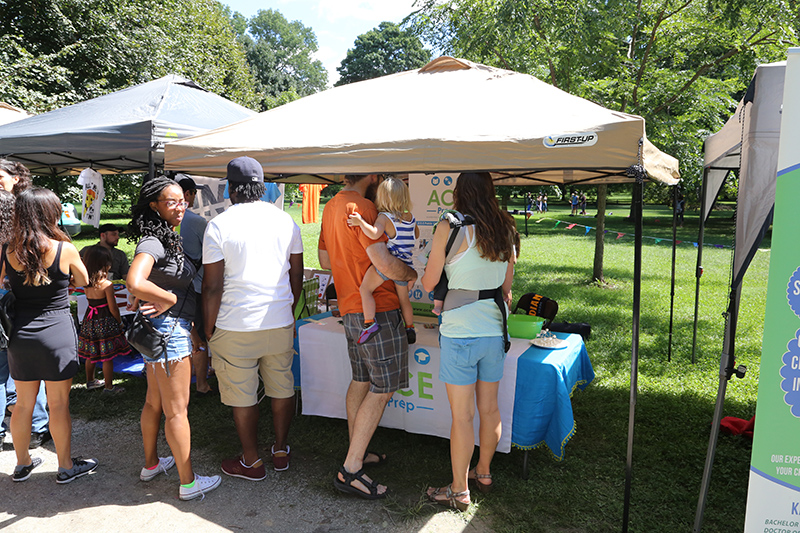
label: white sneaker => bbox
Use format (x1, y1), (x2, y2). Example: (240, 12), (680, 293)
(179, 474), (221, 501)
(140, 456), (175, 481)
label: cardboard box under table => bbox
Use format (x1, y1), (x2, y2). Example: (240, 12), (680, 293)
(297, 312), (594, 473)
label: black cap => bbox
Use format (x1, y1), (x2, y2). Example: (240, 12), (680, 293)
(227, 156), (263, 184)
(177, 176), (197, 192)
(99, 223), (118, 233)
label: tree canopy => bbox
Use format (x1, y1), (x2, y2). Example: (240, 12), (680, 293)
(406, 0), (797, 204)
(335, 21), (431, 86)
(231, 8), (328, 110)
(0, 0), (259, 113)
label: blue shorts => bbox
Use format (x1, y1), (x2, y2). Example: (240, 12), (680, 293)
(439, 335), (506, 386)
(375, 267), (409, 287)
(141, 316), (192, 366)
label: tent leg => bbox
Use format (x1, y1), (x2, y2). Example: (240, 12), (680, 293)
(621, 177), (643, 533)
(668, 185), (678, 362)
(692, 169), (710, 364)
(693, 284), (741, 532)
(148, 150), (155, 182)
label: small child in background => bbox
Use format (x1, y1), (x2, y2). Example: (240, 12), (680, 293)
(347, 177), (419, 344)
(78, 245), (131, 394)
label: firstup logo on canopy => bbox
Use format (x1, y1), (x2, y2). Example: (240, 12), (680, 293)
(543, 133), (598, 148)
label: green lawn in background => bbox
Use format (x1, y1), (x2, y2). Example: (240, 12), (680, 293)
(68, 195), (762, 532)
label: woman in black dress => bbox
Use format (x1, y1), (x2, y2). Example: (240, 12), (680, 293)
(3, 187), (97, 483)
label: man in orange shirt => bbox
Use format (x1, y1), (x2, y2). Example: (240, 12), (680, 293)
(318, 174), (416, 500)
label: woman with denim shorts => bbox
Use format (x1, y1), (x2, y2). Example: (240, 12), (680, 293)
(421, 172), (515, 511)
(127, 177), (221, 501)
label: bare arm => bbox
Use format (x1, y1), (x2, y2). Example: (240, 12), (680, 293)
(502, 259), (515, 307)
(63, 243), (89, 288)
(421, 220), (449, 292)
(289, 253), (304, 316)
(318, 249), (331, 270)
(366, 243), (416, 282)
(126, 253), (178, 315)
(202, 260), (224, 338)
(347, 212), (390, 240)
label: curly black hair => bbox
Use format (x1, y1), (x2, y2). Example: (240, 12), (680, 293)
(0, 189), (14, 245)
(128, 176), (184, 265)
(230, 181), (266, 203)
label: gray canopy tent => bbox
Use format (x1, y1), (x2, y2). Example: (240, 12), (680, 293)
(693, 61), (785, 531)
(166, 56), (680, 531)
(0, 75), (255, 178)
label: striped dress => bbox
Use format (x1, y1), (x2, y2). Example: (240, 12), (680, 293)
(382, 212), (416, 267)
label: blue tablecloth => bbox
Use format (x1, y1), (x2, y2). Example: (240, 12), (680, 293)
(511, 332), (594, 460)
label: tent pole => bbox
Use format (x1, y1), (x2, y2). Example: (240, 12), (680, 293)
(691, 168), (710, 364)
(668, 185), (678, 362)
(621, 174), (644, 533)
(148, 150), (155, 182)
(693, 283), (742, 532)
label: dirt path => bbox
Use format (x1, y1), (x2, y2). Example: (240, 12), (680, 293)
(1, 418), (492, 532)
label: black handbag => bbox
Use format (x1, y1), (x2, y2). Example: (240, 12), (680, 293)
(125, 290), (189, 373)
(125, 311), (169, 359)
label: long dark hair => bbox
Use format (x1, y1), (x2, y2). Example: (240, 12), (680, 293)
(0, 159), (31, 195)
(82, 245), (112, 288)
(0, 189), (15, 245)
(10, 187), (70, 286)
(453, 172), (515, 262)
(128, 177), (183, 264)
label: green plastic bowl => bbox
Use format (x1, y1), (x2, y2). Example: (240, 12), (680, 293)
(507, 314), (546, 339)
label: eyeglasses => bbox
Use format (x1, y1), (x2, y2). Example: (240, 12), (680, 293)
(156, 199), (188, 209)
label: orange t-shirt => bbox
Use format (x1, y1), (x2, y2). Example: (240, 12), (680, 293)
(299, 183), (327, 224)
(318, 190), (400, 315)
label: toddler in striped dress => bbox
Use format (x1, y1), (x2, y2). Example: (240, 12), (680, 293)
(347, 177), (418, 345)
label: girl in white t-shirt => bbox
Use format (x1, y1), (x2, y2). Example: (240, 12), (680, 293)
(347, 177), (419, 345)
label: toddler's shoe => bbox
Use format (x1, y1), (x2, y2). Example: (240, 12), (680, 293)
(406, 327), (416, 345)
(357, 322), (381, 344)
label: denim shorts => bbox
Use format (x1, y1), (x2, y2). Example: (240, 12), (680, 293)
(439, 335), (506, 386)
(141, 316), (192, 366)
(375, 267), (409, 287)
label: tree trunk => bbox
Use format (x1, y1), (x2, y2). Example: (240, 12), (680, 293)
(501, 188), (510, 211)
(593, 184), (608, 282)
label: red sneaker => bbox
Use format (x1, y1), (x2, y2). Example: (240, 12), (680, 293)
(271, 444), (291, 472)
(221, 456), (266, 481)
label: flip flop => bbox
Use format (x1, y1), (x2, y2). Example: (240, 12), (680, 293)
(333, 466), (387, 500)
(468, 467), (493, 494)
(363, 450), (388, 467)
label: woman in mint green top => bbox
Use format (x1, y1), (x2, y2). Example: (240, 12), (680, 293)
(421, 172), (516, 511)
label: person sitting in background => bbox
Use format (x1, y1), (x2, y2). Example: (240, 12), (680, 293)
(80, 223), (129, 281)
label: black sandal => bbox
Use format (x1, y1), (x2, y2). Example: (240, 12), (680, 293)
(363, 450), (388, 467)
(333, 466), (387, 500)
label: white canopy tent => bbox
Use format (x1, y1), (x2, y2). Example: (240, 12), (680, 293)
(0, 102), (30, 126)
(165, 57), (678, 186)
(165, 56), (680, 531)
(694, 62), (785, 530)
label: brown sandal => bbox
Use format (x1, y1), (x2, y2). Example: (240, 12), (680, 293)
(468, 467), (493, 494)
(427, 484), (470, 512)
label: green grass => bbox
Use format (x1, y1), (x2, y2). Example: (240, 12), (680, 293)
(68, 196), (763, 532)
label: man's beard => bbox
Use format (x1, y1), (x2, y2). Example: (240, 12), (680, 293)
(365, 181), (378, 202)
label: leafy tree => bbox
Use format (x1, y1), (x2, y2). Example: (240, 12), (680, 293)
(233, 8), (328, 110)
(0, 0), (259, 113)
(335, 21), (432, 86)
(407, 0), (797, 281)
